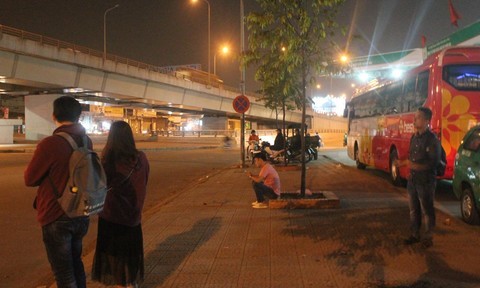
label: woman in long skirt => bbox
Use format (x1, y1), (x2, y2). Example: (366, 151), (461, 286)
(92, 121), (150, 288)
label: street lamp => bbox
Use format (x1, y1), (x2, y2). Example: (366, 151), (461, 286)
(104, 4), (120, 63)
(213, 45), (229, 75)
(191, 0), (211, 86)
(240, 0), (246, 167)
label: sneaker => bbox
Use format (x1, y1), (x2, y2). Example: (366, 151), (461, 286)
(421, 238), (433, 248)
(252, 202), (268, 209)
(403, 236), (420, 245)
(251, 201), (260, 205)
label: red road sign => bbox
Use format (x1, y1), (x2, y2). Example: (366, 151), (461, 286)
(233, 95), (250, 113)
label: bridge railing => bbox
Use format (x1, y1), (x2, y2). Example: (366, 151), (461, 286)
(0, 24), (260, 97)
(156, 130), (237, 138)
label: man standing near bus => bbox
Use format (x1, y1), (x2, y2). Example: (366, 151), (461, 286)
(395, 107), (441, 249)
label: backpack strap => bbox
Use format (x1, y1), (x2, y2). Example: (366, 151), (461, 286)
(56, 132), (79, 150)
(49, 132), (86, 198)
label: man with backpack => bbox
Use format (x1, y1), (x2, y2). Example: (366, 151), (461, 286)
(395, 107), (441, 249)
(25, 96), (93, 288)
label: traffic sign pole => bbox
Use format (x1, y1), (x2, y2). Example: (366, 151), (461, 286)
(241, 112), (245, 168)
(233, 95), (250, 168)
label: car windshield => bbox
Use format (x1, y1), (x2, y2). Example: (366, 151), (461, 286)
(464, 129), (480, 151)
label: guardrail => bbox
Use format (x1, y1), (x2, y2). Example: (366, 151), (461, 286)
(152, 130), (238, 138)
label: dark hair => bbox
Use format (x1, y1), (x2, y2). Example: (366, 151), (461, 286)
(251, 130), (256, 134)
(102, 121), (138, 169)
(253, 151), (267, 161)
(276, 129), (282, 133)
(418, 107), (432, 121)
(53, 96), (82, 122)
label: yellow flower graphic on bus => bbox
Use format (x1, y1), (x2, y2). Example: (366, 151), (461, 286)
(441, 89), (476, 156)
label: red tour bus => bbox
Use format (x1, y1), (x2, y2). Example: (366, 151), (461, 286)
(345, 46), (480, 185)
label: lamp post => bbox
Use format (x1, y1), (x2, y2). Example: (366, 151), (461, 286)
(240, 0), (245, 95)
(103, 4), (120, 63)
(191, 0), (211, 86)
(213, 46), (229, 75)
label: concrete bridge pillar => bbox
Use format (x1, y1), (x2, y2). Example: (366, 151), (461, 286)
(203, 116), (228, 131)
(24, 94), (60, 140)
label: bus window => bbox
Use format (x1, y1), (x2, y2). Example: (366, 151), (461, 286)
(370, 90), (383, 116)
(403, 77), (416, 113)
(384, 82), (402, 114)
(414, 71), (429, 111)
(356, 94), (368, 118)
(443, 65), (480, 91)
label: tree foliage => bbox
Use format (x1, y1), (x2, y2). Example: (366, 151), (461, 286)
(243, 0), (346, 195)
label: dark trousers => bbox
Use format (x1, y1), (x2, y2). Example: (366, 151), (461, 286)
(42, 215), (89, 288)
(407, 179), (436, 240)
(252, 181), (278, 202)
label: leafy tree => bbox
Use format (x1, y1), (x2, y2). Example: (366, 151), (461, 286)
(256, 56), (298, 143)
(244, 0), (345, 196)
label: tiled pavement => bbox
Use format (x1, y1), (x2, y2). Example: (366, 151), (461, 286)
(78, 155), (480, 288)
(8, 137), (479, 287)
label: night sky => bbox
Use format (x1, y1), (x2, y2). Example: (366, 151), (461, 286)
(0, 0), (479, 97)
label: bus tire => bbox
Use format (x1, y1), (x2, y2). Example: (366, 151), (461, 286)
(389, 149), (404, 186)
(461, 187), (480, 225)
(355, 145), (366, 169)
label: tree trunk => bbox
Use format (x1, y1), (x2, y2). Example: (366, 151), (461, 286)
(300, 63), (307, 197)
(282, 100), (287, 166)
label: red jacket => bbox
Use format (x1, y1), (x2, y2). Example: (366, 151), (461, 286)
(24, 123), (92, 226)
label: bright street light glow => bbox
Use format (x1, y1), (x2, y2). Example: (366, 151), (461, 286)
(214, 44), (230, 75)
(312, 95), (346, 116)
(391, 69), (404, 79)
(340, 54), (349, 63)
(358, 72), (370, 82)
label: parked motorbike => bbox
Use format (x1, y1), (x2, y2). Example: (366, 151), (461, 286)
(255, 140), (315, 164)
(285, 144), (314, 163)
(251, 141), (286, 164)
(246, 140), (261, 163)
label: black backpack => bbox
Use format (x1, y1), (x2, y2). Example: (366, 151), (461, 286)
(437, 145), (447, 177)
(50, 132), (108, 217)
(428, 131), (447, 176)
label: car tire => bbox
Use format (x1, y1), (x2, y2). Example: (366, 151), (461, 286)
(461, 187), (480, 225)
(355, 145), (366, 169)
(389, 149), (404, 187)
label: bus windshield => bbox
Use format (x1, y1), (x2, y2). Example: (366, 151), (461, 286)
(443, 65), (480, 91)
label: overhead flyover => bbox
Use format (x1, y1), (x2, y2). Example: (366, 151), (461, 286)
(0, 25), (309, 139)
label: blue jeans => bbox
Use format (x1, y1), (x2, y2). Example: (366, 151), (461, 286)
(42, 215), (89, 288)
(407, 179), (436, 240)
(252, 182), (278, 202)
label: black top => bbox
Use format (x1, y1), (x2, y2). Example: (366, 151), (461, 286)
(271, 133), (285, 150)
(409, 129), (441, 183)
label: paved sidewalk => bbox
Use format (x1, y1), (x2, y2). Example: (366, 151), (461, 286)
(68, 156), (480, 288)
(8, 136), (480, 287)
